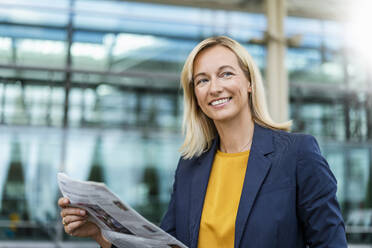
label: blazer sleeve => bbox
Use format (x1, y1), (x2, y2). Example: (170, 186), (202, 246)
(159, 158), (180, 237)
(296, 135), (347, 247)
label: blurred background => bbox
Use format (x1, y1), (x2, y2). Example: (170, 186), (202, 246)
(0, 0), (371, 247)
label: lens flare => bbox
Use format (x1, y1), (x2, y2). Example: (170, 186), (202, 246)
(346, 0), (372, 68)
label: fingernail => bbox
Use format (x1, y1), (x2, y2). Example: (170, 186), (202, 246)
(80, 210), (85, 215)
(63, 199), (68, 204)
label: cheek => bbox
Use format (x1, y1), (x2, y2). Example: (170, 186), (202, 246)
(194, 88), (204, 106)
(235, 81), (250, 98)
(235, 86), (245, 99)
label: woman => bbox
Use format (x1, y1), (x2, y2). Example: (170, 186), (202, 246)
(58, 36), (347, 247)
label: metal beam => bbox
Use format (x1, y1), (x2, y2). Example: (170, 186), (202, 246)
(0, 77), (179, 96)
(119, 0), (348, 21)
(0, 0), (350, 21)
(0, 64), (179, 81)
(1, 63), (367, 97)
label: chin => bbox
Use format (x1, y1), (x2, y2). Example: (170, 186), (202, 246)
(209, 113), (235, 122)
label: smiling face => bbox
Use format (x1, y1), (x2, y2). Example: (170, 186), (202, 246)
(193, 45), (252, 125)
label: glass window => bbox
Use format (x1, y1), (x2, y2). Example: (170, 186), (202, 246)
(0, 0), (371, 245)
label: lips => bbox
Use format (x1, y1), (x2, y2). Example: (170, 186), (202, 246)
(209, 97), (232, 106)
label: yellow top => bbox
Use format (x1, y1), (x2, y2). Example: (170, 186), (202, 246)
(197, 149), (250, 248)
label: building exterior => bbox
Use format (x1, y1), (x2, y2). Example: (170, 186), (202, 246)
(0, 0), (371, 246)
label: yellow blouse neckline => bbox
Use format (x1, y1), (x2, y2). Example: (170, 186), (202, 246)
(216, 149), (250, 157)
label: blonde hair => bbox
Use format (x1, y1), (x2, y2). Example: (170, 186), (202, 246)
(180, 36), (291, 159)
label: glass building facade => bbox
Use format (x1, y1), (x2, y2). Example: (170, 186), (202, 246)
(0, 0), (371, 246)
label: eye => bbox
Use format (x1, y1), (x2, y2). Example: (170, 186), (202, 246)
(221, 71), (233, 78)
(195, 78), (209, 86)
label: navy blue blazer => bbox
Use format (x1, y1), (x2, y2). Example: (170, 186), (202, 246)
(160, 124), (347, 248)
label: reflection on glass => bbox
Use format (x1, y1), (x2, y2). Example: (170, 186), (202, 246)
(88, 136), (105, 183)
(366, 168), (372, 208)
(17, 39), (67, 68)
(343, 148), (372, 244)
(0, 37), (11, 64)
(1, 138), (28, 239)
(136, 166), (161, 223)
(0, 0), (371, 245)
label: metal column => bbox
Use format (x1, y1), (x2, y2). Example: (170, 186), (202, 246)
(265, 0), (288, 122)
(63, 0), (74, 128)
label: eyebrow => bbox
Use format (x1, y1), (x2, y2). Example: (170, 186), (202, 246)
(193, 65), (236, 80)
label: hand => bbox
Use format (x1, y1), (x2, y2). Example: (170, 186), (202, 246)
(58, 197), (111, 248)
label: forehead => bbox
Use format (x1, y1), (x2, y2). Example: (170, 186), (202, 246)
(193, 45), (240, 73)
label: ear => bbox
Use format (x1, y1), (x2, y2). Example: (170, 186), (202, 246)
(248, 82), (252, 93)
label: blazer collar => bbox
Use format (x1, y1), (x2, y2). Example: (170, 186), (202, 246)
(188, 123), (275, 248)
(234, 123), (274, 248)
(249, 123), (274, 156)
(189, 137), (218, 248)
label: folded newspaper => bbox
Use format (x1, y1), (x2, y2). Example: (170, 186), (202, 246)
(57, 173), (187, 248)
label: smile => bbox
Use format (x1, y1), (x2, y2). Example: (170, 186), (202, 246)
(210, 97), (232, 106)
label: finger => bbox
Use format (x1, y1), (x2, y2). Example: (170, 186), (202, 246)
(61, 208), (86, 218)
(58, 197), (70, 208)
(63, 215), (88, 225)
(65, 220), (87, 235)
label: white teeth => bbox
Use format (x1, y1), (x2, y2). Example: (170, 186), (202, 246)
(211, 98), (229, 106)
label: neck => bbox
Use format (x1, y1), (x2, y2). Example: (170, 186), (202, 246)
(214, 110), (255, 153)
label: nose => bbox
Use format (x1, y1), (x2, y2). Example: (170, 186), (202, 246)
(209, 77), (223, 96)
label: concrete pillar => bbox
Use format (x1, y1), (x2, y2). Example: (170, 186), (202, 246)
(265, 0), (289, 122)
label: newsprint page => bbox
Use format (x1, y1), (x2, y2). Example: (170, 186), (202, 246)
(57, 173), (187, 248)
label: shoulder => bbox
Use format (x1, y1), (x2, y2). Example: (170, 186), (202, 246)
(177, 137), (218, 169)
(174, 153), (203, 177)
(266, 128), (338, 193)
(267, 127), (321, 156)
(177, 153), (202, 168)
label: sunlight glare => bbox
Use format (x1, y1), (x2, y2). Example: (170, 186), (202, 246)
(346, 0), (372, 68)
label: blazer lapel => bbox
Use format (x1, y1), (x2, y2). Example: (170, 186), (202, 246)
(189, 139), (218, 248)
(234, 124), (274, 248)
